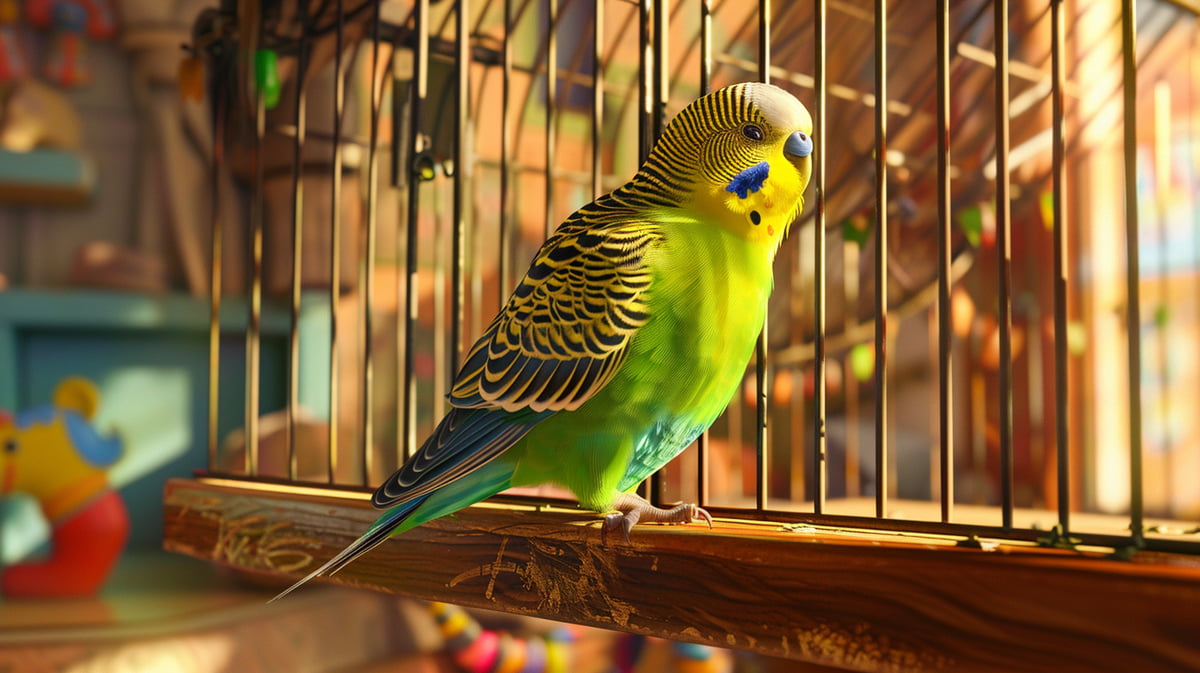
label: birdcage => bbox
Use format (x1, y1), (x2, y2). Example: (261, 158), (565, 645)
(164, 0), (1200, 670)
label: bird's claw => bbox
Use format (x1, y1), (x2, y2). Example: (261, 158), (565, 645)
(599, 493), (712, 545)
(602, 511), (637, 545)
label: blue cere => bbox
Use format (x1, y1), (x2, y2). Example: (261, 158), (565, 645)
(785, 131), (814, 158)
(725, 161), (770, 199)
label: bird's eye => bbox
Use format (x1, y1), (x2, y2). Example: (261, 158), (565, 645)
(3, 439), (16, 454)
(742, 124), (764, 141)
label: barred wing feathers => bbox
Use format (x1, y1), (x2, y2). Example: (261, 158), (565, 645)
(451, 216), (662, 413)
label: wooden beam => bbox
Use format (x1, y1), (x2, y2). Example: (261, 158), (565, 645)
(164, 478), (1200, 673)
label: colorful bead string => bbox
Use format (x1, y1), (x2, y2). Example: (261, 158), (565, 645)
(430, 602), (729, 673)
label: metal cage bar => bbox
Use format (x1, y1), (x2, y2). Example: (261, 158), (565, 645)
(545, 0), (558, 239)
(287, 7), (310, 483)
(452, 0), (470, 374)
(500, 0), (514, 302)
(754, 0), (771, 514)
(994, 0), (1014, 530)
(638, 0), (652, 164)
(1050, 0), (1069, 535)
(246, 33), (267, 478)
(649, 0), (669, 507)
(652, 0), (668, 143)
(812, 0), (827, 515)
(936, 0), (953, 524)
(592, 0), (604, 198)
(328, 0), (346, 482)
(695, 0), (712, 507)
(873, 0), (888, 519)
(207, 70), (226, 475)
(404, 0), (431, 462)
(360, 1), (385, 486)
(1121, 0), (1144, 547)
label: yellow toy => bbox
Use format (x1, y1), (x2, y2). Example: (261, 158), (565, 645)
(0, 377), (127, 597)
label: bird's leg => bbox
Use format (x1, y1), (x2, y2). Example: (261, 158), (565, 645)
(601, 492), (713, 544)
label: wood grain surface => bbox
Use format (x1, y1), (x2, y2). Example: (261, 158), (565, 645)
(163, 478), (1200, 673)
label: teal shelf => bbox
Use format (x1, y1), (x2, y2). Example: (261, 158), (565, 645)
(0, 288), (295, 334)
(0, 148), (94, 206)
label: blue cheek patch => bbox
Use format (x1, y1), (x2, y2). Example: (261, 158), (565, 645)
(726, 161), (770, 199)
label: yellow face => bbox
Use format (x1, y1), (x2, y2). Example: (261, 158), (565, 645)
(685, 82), (815, 248)
(0, 379), (119, 519)
(1, 413), (102, 502)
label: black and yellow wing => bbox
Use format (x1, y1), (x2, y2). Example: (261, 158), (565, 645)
(449, 218), (663, 413)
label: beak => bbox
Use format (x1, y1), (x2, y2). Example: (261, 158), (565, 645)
(784, 131), (813, 159)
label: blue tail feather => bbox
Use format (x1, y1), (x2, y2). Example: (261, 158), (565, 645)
(267, 496), (428, 603)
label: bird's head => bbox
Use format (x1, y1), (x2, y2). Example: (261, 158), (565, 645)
(639, 82), (813, 251)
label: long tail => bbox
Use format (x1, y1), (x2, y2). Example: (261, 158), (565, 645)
(267, 496), (428, 603)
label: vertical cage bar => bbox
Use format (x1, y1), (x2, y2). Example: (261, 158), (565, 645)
(592, 0), (603, 198)
(873, 0), (888, 519)
(1050, 0), (1069, 534)
(757, 0), (769, 80)
(328, 0), (346, 482)
(634, 0), (651, 501)
(696, 0), (712, 506)
(360, 0), (384, 486)
(812, 0), (827, 514)
(699, 0), (711, 95)
(432, 152), (447, 413)
(207, 73), (226, 473)
(390, 31), (403, 469)
(246, 50), (266, 478)
(288, 11), (310, 482)
(638, 0), (651, 163)
(755, 0), (770, 513)
(994, 0), (1014, 530)
(1121, 0), (1143, 546)
(500, 0), (513, 300)
(545, 0), (557, 238)
(405, 0), (430, 461)
(649, 0), (669, 507)
(452, 0), (470, 373)
(936, 0), (952, 522)
(652, 0), (667, 141)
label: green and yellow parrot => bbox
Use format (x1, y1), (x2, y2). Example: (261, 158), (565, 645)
(272, 81), (813, 601)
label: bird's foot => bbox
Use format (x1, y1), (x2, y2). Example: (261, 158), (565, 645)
(601, 492), (713, 544)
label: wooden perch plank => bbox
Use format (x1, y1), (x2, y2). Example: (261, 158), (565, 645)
(163, 477), (1200, 673)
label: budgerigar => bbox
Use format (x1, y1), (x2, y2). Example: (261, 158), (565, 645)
(272, 81), (813, 601)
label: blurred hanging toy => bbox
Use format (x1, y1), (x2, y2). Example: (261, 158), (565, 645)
(430, 602), (732, 673)
(24, 0), (117, 87)
(431, 601), (574, 673)
(0, 0), (29, 81)
(0, 377), (128, 598)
